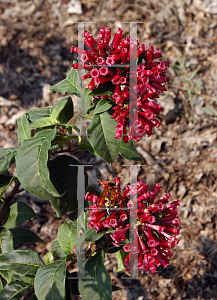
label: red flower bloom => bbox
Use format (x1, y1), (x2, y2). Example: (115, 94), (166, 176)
(71, 26), (170, 143)
(85, 178), (180, 274)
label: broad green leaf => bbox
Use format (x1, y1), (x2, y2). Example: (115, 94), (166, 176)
(0, 270), (13, 283)
(28, 98), (74, 125)
(12, 274), (35, 285)
(89, 82), (115, 97)
(118, 138), (142, 162)
(35, 257), (66, 300)
(112, 285), (122, 291)
(0, 280), (28, 300)
(49, 67), (81, 96)
(16, 128), (61, 200)
(67, 210), (78, 225)
(84, 228), (106, 242)
(65, 270), (79, 297)
(93, 98), (113, 115)
(51, 239), (66, 258)
(57, 223), (77, 254)
(0, 250), (44, 275)
(116, 249), (128, 273)
(0, 278), (2, 293)
(51, 97), (70, 120)
(45, 252), (54, 264)
(2, 201), (36, 229)
(86, 186), (100, 197)
(30, 116), (58, 130)
(78, 249), (112, 300)
(47, 155), (87, 217)
(17, 113), (31, 143)
(0, 172), (12, 188)
(56, 96), (74, 124)
(9, 227), (45, 246)
(86, 110), (142, 163)
(0, 176), (16, 198)
(0, 227), (13, 254)
(78, 141), (98, 156)
(27, 107), (51, 122)
(0, 148), (19, 174)
(86, 110), (119, 164)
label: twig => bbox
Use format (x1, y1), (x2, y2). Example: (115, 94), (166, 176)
(20, 287), (34, 300)
(67, 108), (83, 125)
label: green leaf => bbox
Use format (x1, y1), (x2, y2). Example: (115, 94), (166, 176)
(27, 107), (51, 122)
(187, 86), (193, 107)
(45, 252), (54, 264)
(86, 110), (142, 163)
(2, 201), (36, 229)
(0, 278), (3, 293)
(65, 270), (79, 297)
(28, 97), (73, 130)
(35, 258), (66, 300)
(78, 249), (112, 300)
(56, 96), (74, 124)
(77, 141), (98, 156)
(49, 67), (81, 96)
(200, 105), (217, 116)
(30, 116), (58, 130)
(51, 239), (66, 258)
(57, 223), (77, 254)
(47, 155), (87, 217)
(86, 110), (119, 164)
(0, 176), (16, 199)
(0, 148), (19, 174)
(84, 228), (106, 242)
(116, 249), (128, 273)
(189, 68), (199, 80)
(67, 210), (78, 225)
(118, 138), (142, 162)
(0, 280), (28, 300)
(13, 274), (35, 285)
(93, 98), (113, 115)
(0, 172), (12, 188)
(0, 270), (13, 283)
(16, 128), (62, 200)
(0, 227), (13, 254)
(0, 250), (44, 275)
(17, 113), (31, 143)
(9, 227), (45, 246)
(89, 82), (115, 97)
(51, 98), (69, 120)
(86, 186), (101, 197)
(112, 285), (122, 291)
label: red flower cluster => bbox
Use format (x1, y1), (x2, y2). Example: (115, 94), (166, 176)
(85, 178), (180, 274)
(71, 26), (170, 143)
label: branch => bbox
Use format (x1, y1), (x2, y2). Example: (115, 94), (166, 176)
(20, 287), (34, 300)
(67, 108), (83, 125)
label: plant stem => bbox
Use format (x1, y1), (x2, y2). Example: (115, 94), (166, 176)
(20, 287), (34, 300)
(67, 108), (83, 125)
